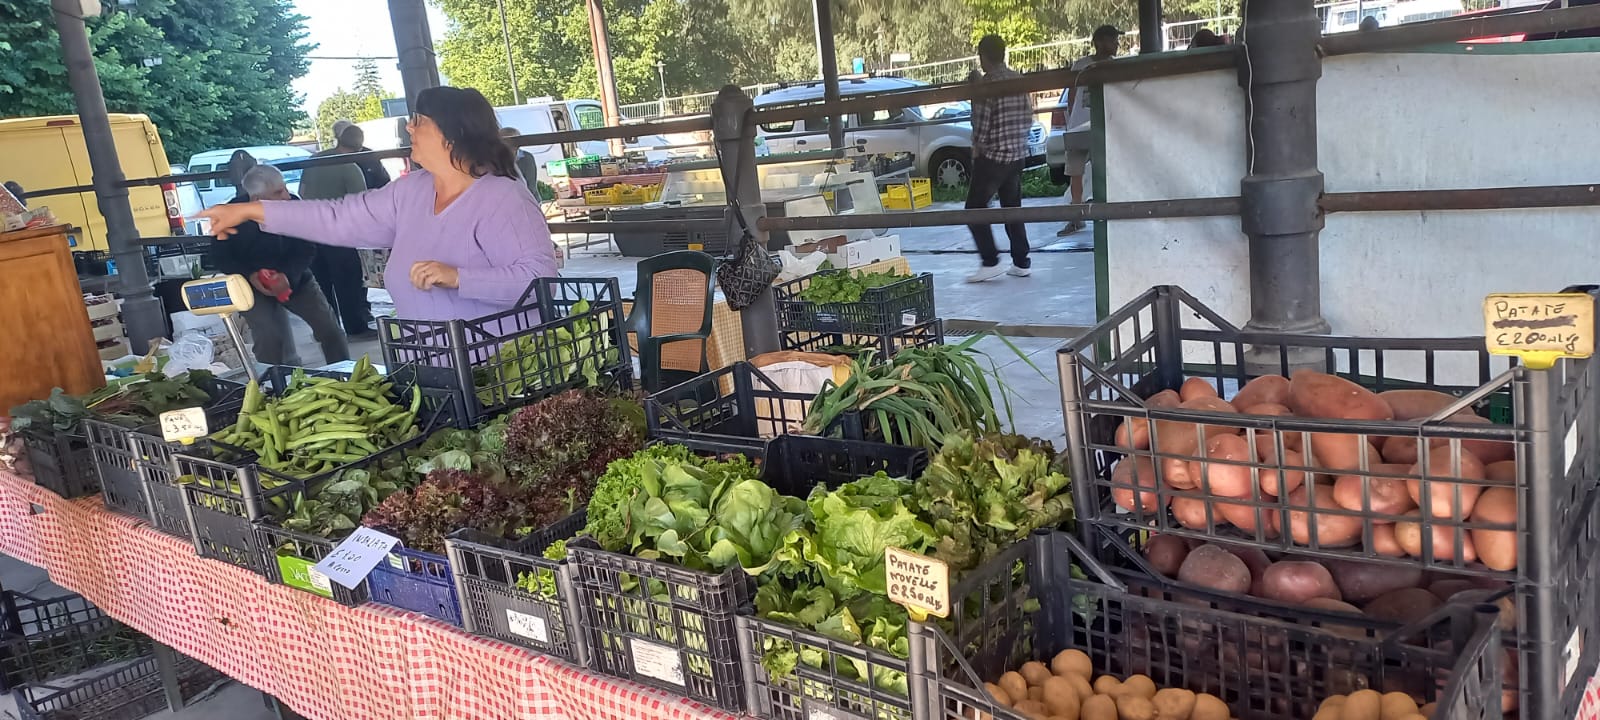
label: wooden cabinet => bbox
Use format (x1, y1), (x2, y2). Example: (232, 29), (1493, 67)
(0, 225), (103, 412)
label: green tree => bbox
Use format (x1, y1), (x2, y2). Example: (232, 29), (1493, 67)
(354, 57), (385, 98)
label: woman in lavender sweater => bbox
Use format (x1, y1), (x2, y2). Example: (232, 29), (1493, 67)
(196, 86), (556, 322)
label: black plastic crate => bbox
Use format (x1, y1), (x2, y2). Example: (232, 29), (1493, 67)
(366, 546), (462, 626)
(254, 521), (368, 607)
(923, 531), (1504, 720)
(84, 418), (147, 519)
(760, 434), (928, 489)
(0, 592), (134, 693)
(379, 277), (633, 426)
(645, 362), (863, 457)
(775, 270), (935, 336)
(1060, 286), (1597, 582)
(445, 512), (587, 663)
(22, 430), (96, 500)
(13, 651), (224, 720)
(780, 318), (945, 360)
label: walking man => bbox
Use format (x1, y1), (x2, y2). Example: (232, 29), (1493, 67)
(1058, 25), (1122, 236)
(300, 120), (377, 337)
(965, 34), (1034, 283)
(207, 165), (349, 366)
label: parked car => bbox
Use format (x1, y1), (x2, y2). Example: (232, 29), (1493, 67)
(754, 77), (1048, 187)
(1043, 86), (1089, 186)
(185, 145), (313, 209)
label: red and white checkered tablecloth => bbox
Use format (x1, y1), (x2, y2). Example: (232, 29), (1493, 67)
(0, 470), (741, 720)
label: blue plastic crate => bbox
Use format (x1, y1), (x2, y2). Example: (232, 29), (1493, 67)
(365, 547), (462, 627)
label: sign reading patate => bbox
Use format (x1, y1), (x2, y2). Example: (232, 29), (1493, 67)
(884, 547), (949, 619)
(1483, 293), (1595, 369)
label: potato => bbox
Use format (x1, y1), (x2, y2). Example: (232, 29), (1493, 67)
(1407, 446), (1485, 519)
(1485, 460), (1516, 483)
(1180, 377), (1220, 402)
(1340, 689), (1382, 720)
(1311, 431), (1386, 473)
(1380, 691), (1419, 719)
(1177, 544), (1252, 595)
(1364, 587), (1442, 624)
(1393, 514), (1477, 562)
(1215, 499), (1278, 537)
(1418, 701), (1437, 718)
(1501, 649), (1520, 712)
(1118, 391), (1183, 449)
(1379, 389), (1460, 420)
(1287, 484), (1365, 547)
(1193, 433), (1255, 497)
(1231, 374), (1292, 410)
(1081, 694), (1117, 720)
(1189, 692), (1230, 720)
(1317, 695), (1347, 714)
(1378, 434), (1424, 466)
(1425, 578), (1476, 601)
(1311, 702), (1344, 720)
(1326, 559), (1424, 604)
(1370, 522), (1407, 557)
(1051, 649), (1093, 679)
(1111, 456), (1164, 514)
(999, 671), (1029, 703)
(1243, 402), (1305, 451)
(1222, 545), (1274, 596)
(1470, 486), (1519, 571)
(1065, 673), (1095, 703)
(1028, 687), (1045, 703)
(1143, 534), (1190, 577)
(1260, 561), (1342, 603)
(983, 682), (1013, 707)
(1113, 693), (1156, 720)
(1119, 674), (1156, 700)
(1040, 676), (1080, 717)
(1021, 661), (1053, 687)
(1289, 371), (1393, 421)
(1170, 495), (1222, 531)
(1256, 444), (1308, 496)
(1333, 465), (1417, 515)
(1092, 675), (1122, 695)
(1014, 699), (1049, 720)
(1151, 688), (1196, 720)
(1305, 598), (1370, 638)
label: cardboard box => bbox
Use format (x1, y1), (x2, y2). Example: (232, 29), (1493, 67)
(786, 235), (901, 269)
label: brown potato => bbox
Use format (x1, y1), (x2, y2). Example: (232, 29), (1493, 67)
(1287, 484), (1364, 547)
(1020, 661), (1053, 687)
(1181, 377), (1220, 402)
(1065, 673), (1095, 704)
(1333, 465), (1418, 515)
(1189, 692), (1230, 720)
(1470, 486), (1518, 571)
(1014, 699), (1049, 720)
(1342, 689), (1382, 720)
(1326, 559), (1424, 604)
(1316, 695), (1347, 715)
(1151, 688), (1196, 720)
(1379, 691), (1419, 719)
(1418, 701), (1438, 718)
(1370, 522), (1407, 557)
(1111, 456), (1164, 514)
(1379, 389), (1460, 420)
(1119, 674), (1156, 700)
(1051, 648), (1094, 679)
(1255, 444), (1308, 496)
(983, 682), (1013, 707)
(1364, 588), (1443, 624)
(1407, 446), (1486, 519)
(1393, 513), (1477, 563)
(1260, 561), (1343, 603)
(1143, 534), (1190, 577)
(1231, 374), (1292, 410)
(1177, 544), (1253, 595)
(1040, 675), (1080, 717)
(1113, 693), (1156, 720)
(1289, 371), (1393, 421)
(1081, 694), (1117, 720)
(1029, 687), (1045, 703)
(1092, 675), (1122, 696)
(1311, 705), (1343, 720)
(999, 671), (1029, 704)
(1170, 495), (1222, 531)
(1194, 433), (1255, 497)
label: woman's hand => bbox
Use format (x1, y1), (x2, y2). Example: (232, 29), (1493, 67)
(410, 261), (460, 290)
(192, 202), (264, 240)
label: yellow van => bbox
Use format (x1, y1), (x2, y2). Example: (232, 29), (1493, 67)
(0, 113), (182, 252)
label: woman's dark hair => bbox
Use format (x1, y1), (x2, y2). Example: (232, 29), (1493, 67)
(414, 86), (518, 180)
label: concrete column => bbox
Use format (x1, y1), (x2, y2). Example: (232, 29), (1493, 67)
(52, 0), (165, 355)
(710, 87), (780, 357)
(1238, 0), (1330, 368)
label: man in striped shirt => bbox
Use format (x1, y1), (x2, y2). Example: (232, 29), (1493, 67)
(965, 34), (1035, 283)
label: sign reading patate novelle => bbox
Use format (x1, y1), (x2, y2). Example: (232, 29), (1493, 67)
(1483, 293), (1596, 369)
(884, 547), (949, 619)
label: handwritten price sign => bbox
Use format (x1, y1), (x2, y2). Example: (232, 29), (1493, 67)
(312, 527), (400, 589)
(1483, 293), (1595, 369)
(884, 547), (949, 619)
(159, 407), (209, 443)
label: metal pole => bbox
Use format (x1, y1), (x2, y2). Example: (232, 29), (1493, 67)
(51, 0), (165, 355)
(586, 0), (624, 155)
(1139, 0), (1164, 53)
(388, 0), (440, 111)
(1238, 0), (1329, 370)
(710, 86), (780, 357)
(496, 0), (521, 104)
(814, 0), (845, 152)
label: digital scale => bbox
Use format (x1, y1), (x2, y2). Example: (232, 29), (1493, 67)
(179, 274), (261, 384)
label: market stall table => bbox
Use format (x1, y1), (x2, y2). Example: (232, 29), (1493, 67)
(0, 470), (738, 720)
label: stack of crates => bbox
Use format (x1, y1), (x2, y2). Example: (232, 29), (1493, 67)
(773, 268), (942, 362)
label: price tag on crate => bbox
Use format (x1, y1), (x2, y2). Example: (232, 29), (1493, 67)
(158, 407), (208, 444)
(884, 547), (949, 620)
(312, 527), (401, 590)
(1483, 293), (1596, 370)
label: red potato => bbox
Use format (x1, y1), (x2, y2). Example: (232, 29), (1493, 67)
(1332, 464), (1417, 515)
(1289, 371), (1394, 421)
(1364, 587), (1443, 624)
(1242, 402), (1304, 452)
(1370, 522), (1407, 557)
(1502, 649), (1521, 713)
(1325, 559), (1424, 603)
(1286, 484), (1364, 547)
(1260, 561), (1343, 603)
(1181, 376), (1220, 402)
(1486, 460), (1517, 482)
(1379, 389), (1460, 420)
(1383, 414), (1515, 466)
(1231, 375), (1292, 411)
(1177, 544), (1253, 594)
(1193, 433), (1255, 497)
(1256, 444), (1308, 496)
(1171, 494), (1223, 531)
(1143, 534), (1191, 577)
(1224, 545), (1274, 596)
(1114, 390), (1182, 449)
(1470, 486), (1519, 571)
(1111, 455), (1164, 513)
(1394, 512), (1478, 563)
(1216, 499), (1280, 537)
(1407, 446), (1486, 519)
(1310, 431), (1386, 473)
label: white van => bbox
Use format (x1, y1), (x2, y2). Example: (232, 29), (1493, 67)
(1391, 0), (1465, 25)
(185, 145), (313, 209)
(1324, 1), (1394, 33)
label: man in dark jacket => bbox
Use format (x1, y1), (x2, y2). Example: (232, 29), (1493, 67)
(208, 165), (349, 366)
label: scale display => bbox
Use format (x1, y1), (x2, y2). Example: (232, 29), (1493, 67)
(180, 275), (255, 316)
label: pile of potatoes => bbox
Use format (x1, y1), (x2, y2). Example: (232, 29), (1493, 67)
(981, 649), (1236, 720)
(1312, 690), (1436, 720)
(1107, 371), (1519, 570)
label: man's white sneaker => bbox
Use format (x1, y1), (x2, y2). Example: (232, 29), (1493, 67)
(966, 264), (1007, 283)
(1008, 266), (1031, 277)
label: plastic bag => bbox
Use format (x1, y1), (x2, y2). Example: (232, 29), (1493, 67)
(162, 331), (216, 376)
(776, 250), (828, 283)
